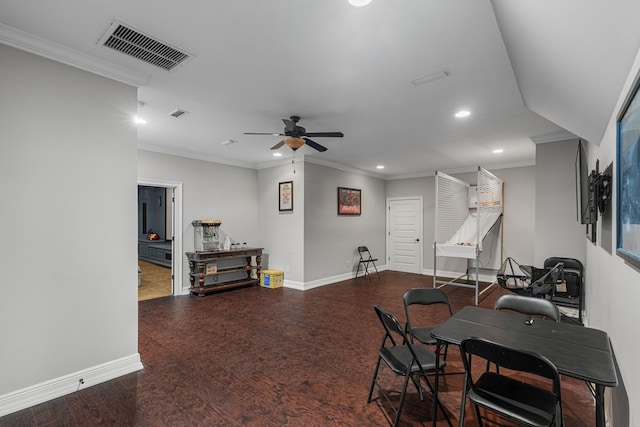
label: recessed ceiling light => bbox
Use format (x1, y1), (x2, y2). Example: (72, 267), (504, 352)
(221, 139), (236, 146)
(493, 149), (504, 154)
(349, 0), (372, 6)
(455, 110), (471, 118)
(273, 152), (283, 157)
(376, 165), (384, 169)
(133, 116), (147, 125)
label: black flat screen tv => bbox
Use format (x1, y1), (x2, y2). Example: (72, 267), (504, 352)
(576, 140), (597, 225)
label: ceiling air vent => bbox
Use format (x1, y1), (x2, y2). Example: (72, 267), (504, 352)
(98, 20), (193, 71)
(168, 109), (188, 118)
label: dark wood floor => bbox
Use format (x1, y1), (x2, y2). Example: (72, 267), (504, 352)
(1, 272), (595, 426)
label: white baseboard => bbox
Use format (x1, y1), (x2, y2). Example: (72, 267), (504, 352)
(283, 265), (387, 291)
(0, 353), (143, 417)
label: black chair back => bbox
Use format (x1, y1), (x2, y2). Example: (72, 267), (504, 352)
(358, 246), (371, 256)
(495, 294), (560, 322)
(460, 337), (563, 427)
(544, 257), (583, 273)
(403, 287), (452, 307)
(374, 304), (405, 346)
(463, 337), (558, 381)
(403, 288), (453, 342)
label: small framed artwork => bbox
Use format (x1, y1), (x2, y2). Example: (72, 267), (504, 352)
(337, 187), (361, 215)
(279, 181), (293, 212)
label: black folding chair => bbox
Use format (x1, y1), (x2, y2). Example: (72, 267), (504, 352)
(368, 305), (452, 427)
(545, 257), (584, 325)
(460, 337), (563, 427)
(356, 246), (380, 279)
(403, 288), (459, 373)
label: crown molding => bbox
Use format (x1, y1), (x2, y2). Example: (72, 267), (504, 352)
(302, 156), (386, 179)
(0, 23), (149, 87)
(255, 156), (301, 170)
(137, 145), (257, 170)
(386, 159), (536, 181)
(529, 130), (578, 144)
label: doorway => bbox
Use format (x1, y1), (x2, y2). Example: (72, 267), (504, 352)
(386, 197), (424, 274)
(137, 179), (183, 299)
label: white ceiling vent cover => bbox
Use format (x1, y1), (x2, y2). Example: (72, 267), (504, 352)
(98, 20), (193, 71)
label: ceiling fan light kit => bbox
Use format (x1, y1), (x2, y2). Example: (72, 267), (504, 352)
(244, 115), (344, 153)
(285, 138), (305, 151)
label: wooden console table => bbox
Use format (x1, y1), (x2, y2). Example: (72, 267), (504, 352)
(186, 247), (263, 296)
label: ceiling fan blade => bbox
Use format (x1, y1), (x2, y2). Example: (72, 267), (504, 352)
(282, 118), (296, 132)
(271, 140), (286, 150)
(304, 132), (344, 138)
(244, 132), (285, 136)
(304, 138), (328, 152)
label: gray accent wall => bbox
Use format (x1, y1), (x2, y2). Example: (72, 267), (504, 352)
(534, 139), (586, 265)
(257, 162), (304, 284)
(0, 45), (139, 394)
(303, 162), (386, 283)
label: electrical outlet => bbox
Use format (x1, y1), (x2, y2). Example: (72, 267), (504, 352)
(347, 259), (352, 268)
(285, 265), (290, 273)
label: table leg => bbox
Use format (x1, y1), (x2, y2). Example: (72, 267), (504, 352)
(433, 340), (441, 427)
(595, 384), (605, 427)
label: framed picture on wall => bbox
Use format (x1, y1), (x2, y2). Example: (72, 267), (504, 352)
(279, 181), (293, 212)
(337, 187), (361, 215)
(616, 70), (640, 268)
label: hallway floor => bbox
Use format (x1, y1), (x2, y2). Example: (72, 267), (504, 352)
(138, 260), (172, 301)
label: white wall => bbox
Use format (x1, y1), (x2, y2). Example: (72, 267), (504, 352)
(586, 47), (640, 427)
(0, 45), (140, 403)
(137, 150), (259, 290)
(534, 139), (586, 265)
(494, 166), (536, 265)
(257, 162), (305, 284)
(303, 162), (386, 283)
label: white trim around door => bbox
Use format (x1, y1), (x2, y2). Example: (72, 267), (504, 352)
(386, 197), (424, 274)
(137, 179), (185, 296)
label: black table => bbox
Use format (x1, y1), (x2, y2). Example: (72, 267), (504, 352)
(430, 306), (618, 427)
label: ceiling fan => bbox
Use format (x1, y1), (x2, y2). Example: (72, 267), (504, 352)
(243, 116), (344, 152)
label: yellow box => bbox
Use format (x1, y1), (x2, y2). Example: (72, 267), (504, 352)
(260, 270), (284, 288)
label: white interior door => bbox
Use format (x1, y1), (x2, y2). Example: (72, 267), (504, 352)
(387, 197), (423, 273)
